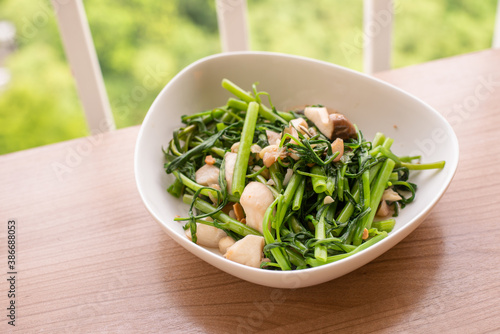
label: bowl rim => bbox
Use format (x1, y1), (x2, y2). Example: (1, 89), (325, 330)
(134, 50), (460, 283)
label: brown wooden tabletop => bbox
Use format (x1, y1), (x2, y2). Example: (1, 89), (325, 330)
(1, 50), (500, 334)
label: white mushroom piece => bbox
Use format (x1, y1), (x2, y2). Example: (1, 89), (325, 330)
(224, 152), (238, 193)
(382, 188), (403, 202)
(376, 188), (403, 217)
(218, 236), (236, 254)
(224, 235), (265, 268)
(376, 200), (391, 217)
(239, 181), (275, 234)
(285, 117), (309, 139)
(185, 223), (227, 248)
(304, 107), (333, 139)
(195, 164), (220, 186)
(304, 106), (357, 140)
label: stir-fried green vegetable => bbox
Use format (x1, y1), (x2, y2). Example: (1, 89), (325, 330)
(163, 79), (445, 270)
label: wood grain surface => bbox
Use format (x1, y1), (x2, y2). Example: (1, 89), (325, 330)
(1, 50), (500, 333)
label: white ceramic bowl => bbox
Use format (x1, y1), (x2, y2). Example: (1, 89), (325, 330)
(135, 52), (459, 289)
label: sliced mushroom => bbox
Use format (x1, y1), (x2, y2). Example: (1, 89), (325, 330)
(376, 200), (391, 217)
(329, 113), (357, 139)
(224, 152), (238, 193)
(382, 188), (402, 202)
(291, 117), (308, 133)
(285, 117), (308, 139)
(185, 223), (227, 248)
(304, 107), (333, 139)
(239, 182), (275, 233)
(308, 127), (317, 137)
(195, 164), (220, 186)
(224, 235), (265, 268)
(218, 236), (236, 254)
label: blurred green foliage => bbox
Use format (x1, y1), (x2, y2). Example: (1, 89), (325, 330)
(0, 0), (496, 154)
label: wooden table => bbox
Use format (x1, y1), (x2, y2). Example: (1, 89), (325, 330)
(2, 50), (500, 333)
